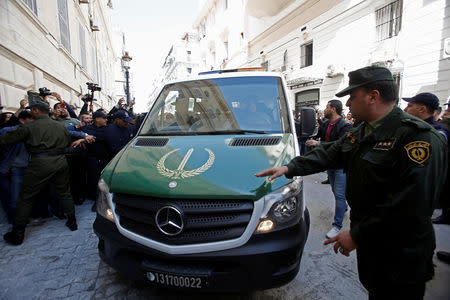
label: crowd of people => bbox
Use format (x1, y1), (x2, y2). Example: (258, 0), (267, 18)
(0, 91), (145, 245)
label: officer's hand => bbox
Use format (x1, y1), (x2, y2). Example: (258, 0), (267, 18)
(20, 99), (28, 108)
(84, 135), (96, 144)
(306, 139), (319, 147)
(71, 139), (85, 148)
(254, 166), (289, 181)
(324, 230), (357, 257)
(52, 92), (62, 102)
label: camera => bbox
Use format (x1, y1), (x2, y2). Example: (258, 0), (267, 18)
(84, 82), (101, 103)
(86, 82), (101, 92)
(82, 93), (96, 102)
(39, 87), (52, 97)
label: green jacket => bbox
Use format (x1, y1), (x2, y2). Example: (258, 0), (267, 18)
(0, 115), (71, 154)
(286, 106), (447, 284)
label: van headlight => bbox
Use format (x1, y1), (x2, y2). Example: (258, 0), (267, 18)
(256, 179), (303, 233)
(96, 178), (114, 222)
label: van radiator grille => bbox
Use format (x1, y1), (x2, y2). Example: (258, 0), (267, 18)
(113, 194), (254, 245)
(135, 138), (169, 147)
(229, 136), (281, 146)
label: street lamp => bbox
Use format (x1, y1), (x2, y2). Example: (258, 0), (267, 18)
(121, 51), (132, 106)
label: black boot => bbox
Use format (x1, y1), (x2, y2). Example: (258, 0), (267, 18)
(3, 226), (25, 246)
(65, 213), (78, 231)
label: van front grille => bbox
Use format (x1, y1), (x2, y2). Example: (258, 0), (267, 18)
(113, 194), (254, 245)
(229, 136), (281, 146)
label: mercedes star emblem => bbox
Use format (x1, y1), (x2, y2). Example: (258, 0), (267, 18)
(168, 181), (177, 188)
(155, 206), (184, 236)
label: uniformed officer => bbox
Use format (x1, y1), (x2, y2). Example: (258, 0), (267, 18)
(79, 110), (110, 208)
(403, 92), (450, 226)
(105, 110), (136, 157)
(255, 66), (448, 299)
(0, 95), (78, 245)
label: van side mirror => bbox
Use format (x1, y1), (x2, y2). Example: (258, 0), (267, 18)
(300, 107), (316, 137)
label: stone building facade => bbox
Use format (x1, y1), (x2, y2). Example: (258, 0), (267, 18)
(0, 0), (117, 113)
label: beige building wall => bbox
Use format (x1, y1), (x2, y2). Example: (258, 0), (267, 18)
(0, 0), (117, 113)
(245, 0), (450, 111)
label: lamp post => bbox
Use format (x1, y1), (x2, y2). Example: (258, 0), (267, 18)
(121, 51), (132, 106)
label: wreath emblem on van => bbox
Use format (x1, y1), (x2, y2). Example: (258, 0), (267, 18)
(157, 148), (215, 179)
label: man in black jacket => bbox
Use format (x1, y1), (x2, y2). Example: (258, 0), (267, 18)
(306, 99), (352, 238)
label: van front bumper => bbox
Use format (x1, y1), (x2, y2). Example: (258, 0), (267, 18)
(93, 211), (309, 292)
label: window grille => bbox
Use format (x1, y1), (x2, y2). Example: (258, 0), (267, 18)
(57, 0), (71, 52)
(295, 89), (319, 110)
(300, 41), (313, 68)
(375, 0), (403, 41)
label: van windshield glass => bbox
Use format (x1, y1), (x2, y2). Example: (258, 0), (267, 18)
(140, 76), (289, 135)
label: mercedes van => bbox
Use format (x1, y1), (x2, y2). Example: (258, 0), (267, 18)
(94, 69), (312, 291)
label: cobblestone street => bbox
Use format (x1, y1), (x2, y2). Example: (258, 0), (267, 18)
(0, 174), (449, 299)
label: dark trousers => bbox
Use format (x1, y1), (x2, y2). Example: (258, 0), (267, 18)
(357, 247), (429, 300)
(86, 158), (107, 200)
(15, 155), (74, 227)
(368, 283), (425, 300)
(67, 155), (87, 203)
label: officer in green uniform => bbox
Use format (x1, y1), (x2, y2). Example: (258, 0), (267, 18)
(256, 66), (448, 299)
(0, 94), (78, 245)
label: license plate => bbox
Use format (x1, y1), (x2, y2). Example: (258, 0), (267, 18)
(146, 271), (206, 289)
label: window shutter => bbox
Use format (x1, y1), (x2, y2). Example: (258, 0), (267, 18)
(57, 0), (71, 52)
(91, 44), (98, 82)
(79, 23), (87, 69)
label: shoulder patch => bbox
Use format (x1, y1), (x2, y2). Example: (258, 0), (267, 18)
(404, 141), (430, 164)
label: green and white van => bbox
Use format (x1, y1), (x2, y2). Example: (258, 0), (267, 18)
(94, 69), (311, 291)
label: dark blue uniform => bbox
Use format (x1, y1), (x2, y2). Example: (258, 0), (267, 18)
(104, 123), (135, 157)
(80, 124), (110, 199)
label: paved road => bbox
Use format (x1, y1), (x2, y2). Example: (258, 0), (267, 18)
(0, 173), (448, 299)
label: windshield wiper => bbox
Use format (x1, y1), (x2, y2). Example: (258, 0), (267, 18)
(139, 132), (198, 136)
(208, 130), (268, 135)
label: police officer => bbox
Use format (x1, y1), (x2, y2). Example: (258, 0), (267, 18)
(105, 110), (136, 157)
(79, 110), (110, 209)
(403, 92), (450, 142)
(255, 66), (448, 299)
(403, 93), (450, 226)
(0, 96), (78, 245)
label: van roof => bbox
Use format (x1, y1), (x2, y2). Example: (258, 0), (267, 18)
(165, 70), (283, 85)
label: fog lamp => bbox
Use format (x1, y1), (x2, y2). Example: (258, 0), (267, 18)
(257, 219), (274, 233)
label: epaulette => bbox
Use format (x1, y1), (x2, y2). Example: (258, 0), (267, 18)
(400, 117), (432, 131)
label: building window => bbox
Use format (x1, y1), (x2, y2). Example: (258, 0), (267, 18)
(187, 50), (191, 55)
(300, 41), (313, 68)
(187, 67), (192, 74)
(91, 44), (97, 82)
(57, 0), (71, 52)
(375, 0), (403, 41)
(23, 0), (37, 15)
(295, 89), (319, 110)
(78, 23), (87, 70)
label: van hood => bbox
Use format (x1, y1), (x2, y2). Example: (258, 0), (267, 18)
(102, 134), (296, 200)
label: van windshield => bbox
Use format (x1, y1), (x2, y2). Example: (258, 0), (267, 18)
(140, 76), (290, 136)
